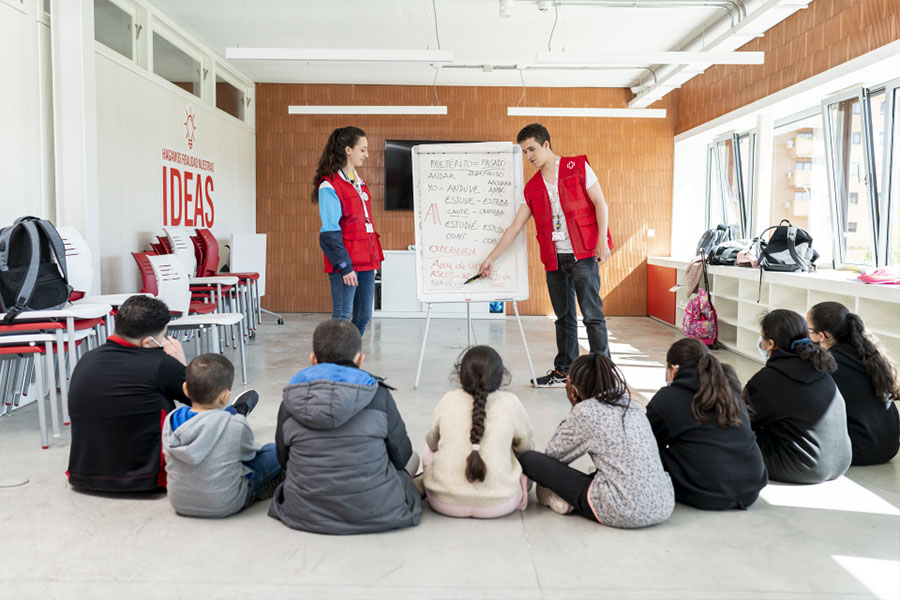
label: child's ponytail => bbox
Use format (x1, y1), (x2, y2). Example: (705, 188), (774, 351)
(761, 309), (836, 373)
(666, 338), (743, 427)
(465, 384), (488, 483)
(809, 302), (900, 401)
(454, 345), (509, 483)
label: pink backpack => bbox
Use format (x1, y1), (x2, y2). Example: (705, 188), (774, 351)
(682, 250), (719, 347)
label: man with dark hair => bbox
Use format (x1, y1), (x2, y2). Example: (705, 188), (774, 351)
(481, 123), (613, 386)
(67, 295), (192, 492)
(269, 319), (422, 534)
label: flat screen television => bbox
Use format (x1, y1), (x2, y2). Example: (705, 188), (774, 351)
(384, 140), (468, 210)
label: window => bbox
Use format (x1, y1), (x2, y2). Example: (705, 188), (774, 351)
(215, 74), (245, 121)
(94, 0), (133, 60)
(153, 31), (202, 98)
(851, 132), (861, 144)
(771, 114), (833, 265)
(824, 92), (877, 265)
(711, 132), (755, 238)
(849, 192), (858, 204)
(848, 222), (858, 232)
(887, 83), (900, 265)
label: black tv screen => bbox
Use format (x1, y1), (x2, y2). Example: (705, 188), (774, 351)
(384, 140), (466, 210)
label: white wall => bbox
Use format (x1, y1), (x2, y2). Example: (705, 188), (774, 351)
(94, 49), (256, 293)
(0, 0), (54, 225)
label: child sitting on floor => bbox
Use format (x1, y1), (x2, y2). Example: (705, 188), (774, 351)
(646, 338), (768, 510)
(269, 319), (422, 535)
(519, 353), (674, 528)
(423, 345), (534, 518)
(163, 353), (282, 517)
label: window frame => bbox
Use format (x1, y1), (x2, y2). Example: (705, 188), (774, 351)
(880, 76), (900, 265)
(150, 19), (206, 101)
(93, 0), (137, 63)
(710, 130), (755, 238)
(212, 62), (249, 123)
(821, 87), (881, 267)
(770, 107), (835, 267)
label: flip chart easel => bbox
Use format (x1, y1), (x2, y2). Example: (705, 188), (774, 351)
(410, 142), (537, 388)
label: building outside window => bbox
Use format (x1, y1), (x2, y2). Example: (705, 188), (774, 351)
(770, 118), (832, 265)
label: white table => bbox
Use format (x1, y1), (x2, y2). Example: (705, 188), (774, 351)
(1, 303), (112, 426)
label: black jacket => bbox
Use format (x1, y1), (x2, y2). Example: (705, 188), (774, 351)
(830, 343), (900, 465)
(743, 349), (852, 484)
(67, 339), (190, 492)
(646, 366), (767, 510)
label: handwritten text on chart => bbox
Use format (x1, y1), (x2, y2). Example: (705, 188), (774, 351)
(418, 153), (517, 292)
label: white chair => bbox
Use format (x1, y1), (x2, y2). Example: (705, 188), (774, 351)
(164, 227), (198, 277)
(147, 255), (248, 383)
(56, 226), (94, 296)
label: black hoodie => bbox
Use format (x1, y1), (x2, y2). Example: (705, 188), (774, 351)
(647, 366), (768, 510)
(830, 343), (900, 465)
(743, 349), (852, 484)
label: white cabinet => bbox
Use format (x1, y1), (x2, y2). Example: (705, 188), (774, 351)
(654, 257), (900, 364)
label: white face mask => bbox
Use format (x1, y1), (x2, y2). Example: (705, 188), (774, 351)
(148, 336), (164, 348)
(757, 336), (769, 360)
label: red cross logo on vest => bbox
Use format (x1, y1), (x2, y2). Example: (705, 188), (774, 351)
(566, 160), (575, 170)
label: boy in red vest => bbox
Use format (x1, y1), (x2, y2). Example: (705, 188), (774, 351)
(480, 123), (612, 386)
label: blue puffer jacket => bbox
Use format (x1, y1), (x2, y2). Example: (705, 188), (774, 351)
(268, 363), (422, 535)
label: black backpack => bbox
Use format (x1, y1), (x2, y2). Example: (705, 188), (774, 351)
(756, 219), (817, 273)
(0, 216), (72, 323)
(695, 224), (731, 257)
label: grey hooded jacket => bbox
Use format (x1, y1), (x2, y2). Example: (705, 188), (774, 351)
(268, 363), (422, 535)
(163, 407), (260, 518)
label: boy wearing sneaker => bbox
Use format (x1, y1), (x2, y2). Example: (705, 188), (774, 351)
(163, 353), (282, 518)
(479, 123), (613, 386)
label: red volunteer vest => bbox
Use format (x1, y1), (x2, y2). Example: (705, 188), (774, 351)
(322, 173), (385, 273)
(523, 155), (613, 271)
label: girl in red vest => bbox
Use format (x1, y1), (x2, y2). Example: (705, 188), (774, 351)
(312, 127), (384, 335)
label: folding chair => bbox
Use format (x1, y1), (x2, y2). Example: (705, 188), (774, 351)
(147, 255), (248, 383)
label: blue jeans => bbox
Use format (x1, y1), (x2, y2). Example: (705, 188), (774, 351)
(545, 254), (609, 371)
(242, 443), (282, 507)
(328, 269), (375, 335)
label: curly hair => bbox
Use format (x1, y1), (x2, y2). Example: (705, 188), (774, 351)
(311, 126), (366, 203)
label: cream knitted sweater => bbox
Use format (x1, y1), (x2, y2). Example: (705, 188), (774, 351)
(424, 389), (534, 507)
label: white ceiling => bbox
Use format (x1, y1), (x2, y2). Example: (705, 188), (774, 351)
(146, 0), (800, 90)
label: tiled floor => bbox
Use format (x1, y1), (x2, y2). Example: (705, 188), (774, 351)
(1, 314), (897, 599)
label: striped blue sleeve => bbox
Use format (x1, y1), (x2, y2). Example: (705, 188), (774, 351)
(318, 182), (342, 232)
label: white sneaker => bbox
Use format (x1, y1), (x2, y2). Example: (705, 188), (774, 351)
(535, 485), (574, 515)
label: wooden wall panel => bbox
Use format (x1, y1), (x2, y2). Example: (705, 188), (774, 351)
(256, 84), (675, 316)
(676, 0), (900, 134)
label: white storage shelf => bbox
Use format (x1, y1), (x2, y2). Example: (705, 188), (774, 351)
(650, 257), (900, 365)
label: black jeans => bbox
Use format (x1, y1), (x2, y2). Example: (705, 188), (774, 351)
(519, 450), (598, 521)
(545, 254), (609, 371)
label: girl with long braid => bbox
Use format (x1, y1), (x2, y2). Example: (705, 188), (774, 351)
(518, 353), (674, 528)
(807, 302), (900, 465)
(744, 309), (852, 483)
(646, 338), (767, 510)
(423, 346), (534, 518)
(313, 126), (383, 335)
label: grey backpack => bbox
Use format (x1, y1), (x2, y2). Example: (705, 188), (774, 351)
(0, 216), (72, 323)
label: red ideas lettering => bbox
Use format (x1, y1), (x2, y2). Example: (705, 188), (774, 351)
(161, 146), (215, 227)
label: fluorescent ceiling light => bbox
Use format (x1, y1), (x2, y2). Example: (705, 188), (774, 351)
(536, 50), (764, 65)
(289, 105), (448, 115)
(507, 107), (666, 118)
(226, 47), (453, 63)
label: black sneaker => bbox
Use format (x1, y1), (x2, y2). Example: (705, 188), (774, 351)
(532, 368), (567, 387)
(230, 389), (259, 416)
(254, 472), (285, 502)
